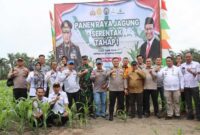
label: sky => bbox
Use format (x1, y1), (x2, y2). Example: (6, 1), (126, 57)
(0, 0), (199, 58)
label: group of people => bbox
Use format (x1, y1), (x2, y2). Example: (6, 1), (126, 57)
(7, 52), (200, 127)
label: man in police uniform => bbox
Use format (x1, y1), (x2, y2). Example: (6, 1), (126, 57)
(56, 20), (81, 71)
(78, 55), (94, 117)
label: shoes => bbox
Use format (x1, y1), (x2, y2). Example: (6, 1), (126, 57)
(155, 113), (161, 119)
(109, 115), (113, 121)
(174, 116), (181, 120)
(144, 113), (150, 118)
(197, 117), (200, 121)
(165, 116), (173, 120)
(187, 115), (194, 120)
(138, 115), (143, 119)
(130, 115), (135, 119)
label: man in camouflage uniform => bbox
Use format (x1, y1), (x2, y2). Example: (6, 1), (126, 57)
(78, 55), (94, 117)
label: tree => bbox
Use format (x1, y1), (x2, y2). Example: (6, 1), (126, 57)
(181, 48), (200, 62)
(46, 51), (56, 66)
(0, 58), (10, 79)
(169, 48), (200, 63)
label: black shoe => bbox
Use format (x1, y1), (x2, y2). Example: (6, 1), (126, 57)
(197, 117), (200, 121)
(109, 116), (113, 121)
(47, 124), (53, 127)
(130, 115), (135, 119)
(165, 116), (172, 120)
(101, 115), (106, 118)
(93, 114), (97, 119)
(138, 115), (143, 119)
(144, 113), (150, 118)
(155, 113), (161, 119)
(90, 113), (97, 119)
(174, 116), (181, 120)
(187, 115), (194, 120)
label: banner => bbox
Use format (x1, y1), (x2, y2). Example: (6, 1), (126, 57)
(54, 0), (160, 68)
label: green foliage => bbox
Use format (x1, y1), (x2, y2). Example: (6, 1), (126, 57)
(177, 128), (183, 135)
(0, 81), (93, 134)
(0, 58), (10, 80)
(169, 48), (200, 63)
(132, 26), (146, 41)
(116, 110), (127, 122)
(127, 41), (140, 61)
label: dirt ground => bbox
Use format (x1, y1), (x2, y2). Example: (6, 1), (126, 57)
(25, 116), (200, 135)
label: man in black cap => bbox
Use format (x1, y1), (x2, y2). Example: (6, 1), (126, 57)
(78, 55), (94, 117)
(140, 17), (161, 61)
(8, 58), (29, 100)
(90, 58), (108, 118)
(56, 20), (81, 71)
(60, 60), (81, 111)
(125, 61), (145, 118)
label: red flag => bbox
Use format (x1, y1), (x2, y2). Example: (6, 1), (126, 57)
(161, 0), (167, 11)
(49, 11), (53, 21)
(161, 40), (171, 49)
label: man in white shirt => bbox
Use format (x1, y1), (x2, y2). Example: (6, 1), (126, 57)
(32, 87), (48, 127)
(48, 83), (68, 126)
(176, 55), (186, 114)
(45, 62), (62, 96)
(198, 63), (200, 82)
(60, 60), (81, 111)
(161, 57), (184, 120)
(181, 52), (200, 120)
(155, 57), (165, 112)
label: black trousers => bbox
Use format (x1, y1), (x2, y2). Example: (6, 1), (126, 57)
(184, 87), (200, 119)
(129, 93), (143, 117)
(157, 87), (165, 110)
(143, 90), (159, 115)
(117, 95), (129, 113)
(47, 111), (68, 126)
(180, 91), (186, 112)
(125, 95), (130, 113)
(13, 88), (27, 100)
(109, 91), (124, 116)
(66, 90), (81, 112)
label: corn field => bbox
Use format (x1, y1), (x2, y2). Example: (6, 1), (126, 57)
(0, 81), (93, 135)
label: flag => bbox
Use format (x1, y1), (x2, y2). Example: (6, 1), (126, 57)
(160, 0), (171, 65)
(49, 11), (56, 52)
(161, 19), (170, 29)
(161, 0), (167, 11)
(161, 30), (170, 40)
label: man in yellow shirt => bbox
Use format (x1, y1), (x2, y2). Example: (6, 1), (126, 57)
(125, 61), (145, 118)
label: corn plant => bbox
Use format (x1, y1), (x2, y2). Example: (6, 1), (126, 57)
(40, 102), (50, 129)
(116, 109), (127, 122)
(66, 100), (83, 128)
(14, 97), (33, 134)
(177, 128), (183, 135)
(152, 128), (159, 135)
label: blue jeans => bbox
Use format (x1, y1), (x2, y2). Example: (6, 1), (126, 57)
(93, 91), (107, 116)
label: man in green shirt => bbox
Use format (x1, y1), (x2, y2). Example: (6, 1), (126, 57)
(78, 55), (94, 117)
